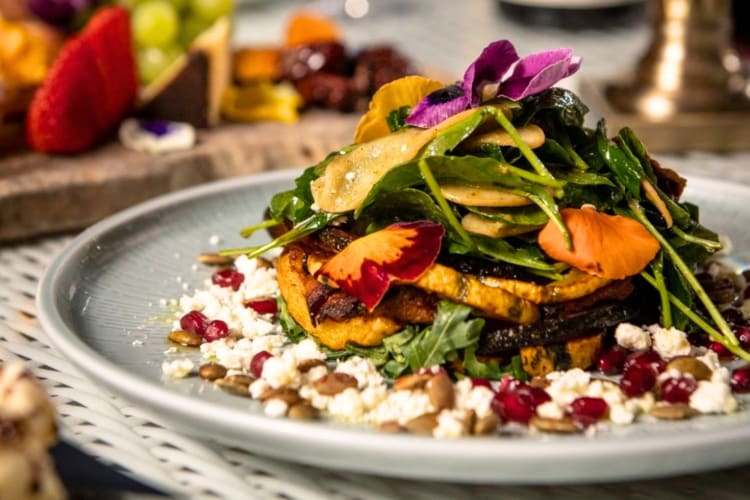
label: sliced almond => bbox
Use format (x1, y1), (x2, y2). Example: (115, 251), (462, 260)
(297, 358), (327, 373)
(472, 414), (500, 436)
(405, 412), (439, 435)
(313, 372), (358, 396)
(378, 421), (403, 433)
(258, 387), (301, 405)
(393, 372), (432, 391)
(649, 403), (695, 420)
(288, 402), (319, 420)
(529, 416), (578, 433)
(427, 372), (455, 410)
(168, 330), (202, 347)
(665, 357), (712, 381)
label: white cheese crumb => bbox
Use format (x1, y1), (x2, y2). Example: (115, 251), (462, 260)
(689, 381), (737, 414)
(264, 399), (289, 418)
(433, 409), (467, 439)
(648, 325), (691, 359)
(536, 401), (564, 420)
(615, 323), (651, 351)
(545, 368), (591, 407)
(261, 353), (301, 389)
(209, 234), (221, 246)
(161, 358), (194, 378)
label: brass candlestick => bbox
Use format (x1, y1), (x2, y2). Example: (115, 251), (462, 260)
(581, 0), (750, 152)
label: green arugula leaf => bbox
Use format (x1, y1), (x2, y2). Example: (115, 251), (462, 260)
(403, 301), (485, 371)
(277, 297), (306, 343)
(596, 121), (643, 199)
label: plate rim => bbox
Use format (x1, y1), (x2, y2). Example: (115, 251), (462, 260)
(36, 170), (750, 484)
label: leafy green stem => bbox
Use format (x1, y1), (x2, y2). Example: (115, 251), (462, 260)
(671, 226), (723, 250)
(640, 272), (750, 362)
(650, 254), (672, 328)
(629, 199), (738, 345)
(240, 219), (281, 238)
(489, 107), (554, 179)
(418, 159), (475, 249)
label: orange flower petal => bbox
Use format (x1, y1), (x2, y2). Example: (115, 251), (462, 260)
(316, 221), (444, 310)
(538, 206), (660, 279)
(353, 75), (444, 144)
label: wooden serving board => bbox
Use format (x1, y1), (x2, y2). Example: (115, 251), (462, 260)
(0, 111), (359, 243)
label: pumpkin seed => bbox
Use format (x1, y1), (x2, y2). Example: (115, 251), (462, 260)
(168, 330), (202, 347)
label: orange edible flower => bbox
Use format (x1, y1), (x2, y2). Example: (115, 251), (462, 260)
(284, 11), (341, 47)
(538, 206), (660, 279)
(354, 75), (444, 144)
(316, 221), (445, 310)
(232, 47), (281, 83)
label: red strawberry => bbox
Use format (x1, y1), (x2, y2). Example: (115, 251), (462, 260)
(27, 7), (137, 154)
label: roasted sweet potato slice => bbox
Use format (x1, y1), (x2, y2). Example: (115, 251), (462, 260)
(520, 333), (603, 377)
(412, 263), (539, 324)
(277, 244), (403, 349)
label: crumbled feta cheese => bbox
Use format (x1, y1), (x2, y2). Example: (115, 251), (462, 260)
(689, 381), (737, 414)
(264, 399), (289, 418)
(615, 323), (651, 351)
(291, 338), (326, 362)
(328, 388), (366, 422)
(545, 368), (591, 406)
(536, 401), (564, 420)
(249, 379), (271, 399)
(372, 390), (434, 425)
(454, 379), (494, 419)
(648, 325), (691, 359)
(161, 358), (194, 378)
(608, 403), (636, 425)
(433, 410), (467, 439)
(335, 356), (384, 389)
(261, 353), (301, 389)
(209, 234), (221, 246)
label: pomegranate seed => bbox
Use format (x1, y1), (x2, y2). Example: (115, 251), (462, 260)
(180, 310), (208, 336)
(570, 397), (608, 427)
(597, 345), (627, 375)
(471, 378), (494, 390)
(203, 319), (229, 342)
(250, 350), (274, 378)
(496, 375), (520, 393)
(212, 269), (245, 291)
(660, 376), (698, 403)
(620, 364), (657, 397)
(624, 349), (665, 374)
(709, 341), (734, 360)
(245, 297), (278, 316)
(730, 365), (750, 393)
(516, 384), (551, 407)
(491, 391), (535, 424)
(736, 326), (750, 349)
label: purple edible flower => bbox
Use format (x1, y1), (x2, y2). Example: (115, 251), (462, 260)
(406, 40), (581, 128)
(139, 120), (172, 137)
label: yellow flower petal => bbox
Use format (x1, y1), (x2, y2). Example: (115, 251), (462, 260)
(353, 75), (444, 144)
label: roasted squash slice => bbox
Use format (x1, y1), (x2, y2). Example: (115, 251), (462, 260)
(520, 332), (603, 377)
(276, 244), (402, 349)
(412, 263), (539, 324)
(481, 269), (612, 305)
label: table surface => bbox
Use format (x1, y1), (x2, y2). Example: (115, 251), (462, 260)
(3, 1), (750, 498)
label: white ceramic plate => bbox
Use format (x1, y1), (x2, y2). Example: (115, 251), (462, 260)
(37, 169), (750, 484)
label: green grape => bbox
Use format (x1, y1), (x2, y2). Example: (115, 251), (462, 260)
(137, 45), (183, 84)
(132, 0), (180, 48)
(189, 0), (234, 21)
(179, 15), (212, 47)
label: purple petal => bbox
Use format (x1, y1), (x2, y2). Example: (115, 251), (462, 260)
(462, 40), (519, 106)
(405, 84), (471, 128)
(498, 48), (582, 101)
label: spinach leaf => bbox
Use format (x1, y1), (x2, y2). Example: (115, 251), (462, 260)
(596, 120), (643, 198)
(472, 235), (557, 272)
(357, 188), (456, 236)
(519, 87), (589, 128)
(421, 109), (485, 157)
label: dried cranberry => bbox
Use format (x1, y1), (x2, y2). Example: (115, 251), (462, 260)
(597, 345), (627, 375)
(709, 341), (734, 360)
(730, 365), (750, 393)
(250, 350), (274, 378)
(620, 364), (657, 397)
(624, 349), (665, 374)
(245, 297), (278, 316)
(203, 319), (229, 342)
(471, 378), (494, 391)
(180, 310), (208, 336)
(660, 376), (698, 403)
(212, 269), (245, 291)
(570, 397), (608, 427)
(491, 391), (536, 424)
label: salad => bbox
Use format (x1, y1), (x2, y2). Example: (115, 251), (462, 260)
(167, 39), (750, 435)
